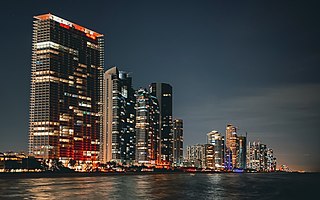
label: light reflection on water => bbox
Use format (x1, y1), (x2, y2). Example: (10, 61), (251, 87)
(0, 173), (318, 199)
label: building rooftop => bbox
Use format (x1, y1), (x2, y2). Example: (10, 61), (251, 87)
(34, 13), (103, 38)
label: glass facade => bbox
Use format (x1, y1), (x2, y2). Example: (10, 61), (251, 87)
(247, 141), (276, 172)
(150, 83), (173, 164)
(135, 88), (160, 164)
(102, 67), (135, 164)
(29, 14), (104, 164)
(237, 136), (246, 169)
(207, 130), (225, 168)
(186, 144), (205, 168)
(173, 119), (183, 166)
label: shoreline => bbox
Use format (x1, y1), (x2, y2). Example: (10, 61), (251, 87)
(0, 171), (307, 179)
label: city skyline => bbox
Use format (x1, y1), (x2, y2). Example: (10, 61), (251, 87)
(0, 1), (319, 172)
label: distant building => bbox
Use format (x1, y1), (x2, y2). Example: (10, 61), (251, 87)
(150, 83), (173, 164)
(186, 144), (205, 168)
(259, 143), (268, 171)
(102, 67), (136, 164)
(247, 141), (276, 172)
(237, 136), (247, 169)
(173, 119), (183, 166)
(226, 124), (237, 149)
(207, 130), (225, 168)
(225, 148), (233, 170)
(266, 148), (276, 172)
(0, 152), (42, 172)
(204, 144), (215, 169)
(226, 124), (239, 168)
(29, 14), (104, 164)
(135, 88), (160, 165)
(247, 141), (260, 170)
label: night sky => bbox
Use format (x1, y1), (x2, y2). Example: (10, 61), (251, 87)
(0, 0), (319, 171)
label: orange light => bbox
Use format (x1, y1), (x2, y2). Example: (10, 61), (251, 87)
(34, 13), (103, 38)
(60, 23), (70, 29)
(86, 33), (96, 40)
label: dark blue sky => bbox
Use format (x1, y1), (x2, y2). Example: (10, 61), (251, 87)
(0, 0), (319, 171)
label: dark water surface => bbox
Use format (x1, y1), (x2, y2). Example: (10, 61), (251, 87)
(0, 173), (318, 199)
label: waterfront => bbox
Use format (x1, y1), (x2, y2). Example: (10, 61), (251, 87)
(0, 173), (318, 199)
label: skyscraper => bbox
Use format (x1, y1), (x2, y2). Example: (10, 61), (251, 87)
(204, 144), (214, 169)
(247, 141), (275, 172)
(266, 148), (277, 172)
(135, 88), (160, 164)
(29, 14), (104, 164)
(186, 144), (206, 168)
(207, 130), (225, 168)
(150, 83), (173, 164)
(102, 67), (135, 164)
(237, 136), (246, 169)
(226, 124), (237, 149)
(173, 119), (183, 166)
(226, 124), (239, 169)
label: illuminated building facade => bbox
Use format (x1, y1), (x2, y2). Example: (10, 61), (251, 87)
(259, 143), (268, 171)
(135, 88), (160, 164)
(150, 83), (173, 164)
(247, 141), (260, 170)
(247, 141), (276, 172)
(237, 136), (246, 169)
(204, 144), (214, 169)
(173, 119), (183, 166)
(226, 124), (237, 149)
(186, 144), (205, 168)
(207, 130), (225, 168)
(29, 14), (104, 164)
(225, 148), (232, 170)
(102, 67), (136, 164)
(266, 148), (277, 172)
(226, 124), (239, 168)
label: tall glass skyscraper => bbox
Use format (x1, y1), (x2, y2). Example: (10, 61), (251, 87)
(237, 136), (246, 169)
(173, 119), (183, 166)
(135, 88), (160, 164)
(150, 83), (173, 164)
(29, 14), (104, 164)
(225, 124), (239, 169)
(102, 67), (135, 164)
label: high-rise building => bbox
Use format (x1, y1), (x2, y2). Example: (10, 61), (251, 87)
(247, 141), (260, 170)
(247, 141), (275, 172)
(207, 130), (225, 168)
(135, 88), (160, 165)
(225, 148), (233, 170)
(186, 144), (205, 168)
(102, 67), (135, 164)
(150, 83), (173, 164)
(173, 119), (183, 166)
(237, 136), (246, 169)
(29, 14), (104, 164)
(259, 143), (267, 171)
(266, 148), (276, 172)
(204, 144), (215, 169)
(226, 124), (237, 149)
(225, 124), (239, 168)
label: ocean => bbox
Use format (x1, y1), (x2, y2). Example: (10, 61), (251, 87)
(0, 173), (318, 199)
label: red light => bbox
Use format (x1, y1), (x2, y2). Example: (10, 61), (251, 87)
(60, 23), (70, 29)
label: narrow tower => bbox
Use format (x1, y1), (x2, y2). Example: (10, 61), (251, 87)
(149, 83), (173, 164)
(102, 67), (135, 164)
